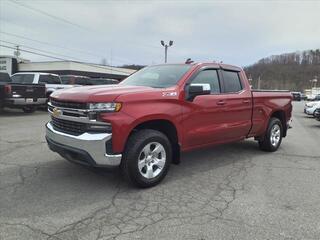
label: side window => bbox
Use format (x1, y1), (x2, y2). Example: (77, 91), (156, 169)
(39, 75), (51, 84)
(222, 70), (242, 93)
(50, 75), (61, 84)
(75, 77), (87, 85)
(191, 70), (220, 94)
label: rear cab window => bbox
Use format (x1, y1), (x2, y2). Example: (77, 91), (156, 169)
(11, 74), (35, 84)
(221, 70), (242, 93)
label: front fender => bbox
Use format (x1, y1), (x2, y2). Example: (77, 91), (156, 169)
(100, 112), (182, 153)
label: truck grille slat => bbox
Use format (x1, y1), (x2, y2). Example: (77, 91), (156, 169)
(51, 116), (86, 135)
(50, 99), (87, 109)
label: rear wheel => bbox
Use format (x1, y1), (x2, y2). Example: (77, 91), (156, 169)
(22, 106), (36, 113)
(259, 117), (283, 152)
(121, 129), (172, 188)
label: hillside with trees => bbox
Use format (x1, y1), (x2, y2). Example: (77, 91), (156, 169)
(244, 49), (320, 91)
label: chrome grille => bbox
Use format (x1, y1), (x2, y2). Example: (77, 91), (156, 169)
(50, 99), (87, 109)
(51, 116), (86, 135)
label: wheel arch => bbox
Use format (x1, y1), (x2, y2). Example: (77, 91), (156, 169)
(270, 110), (287, 137)
(127, 119), (181, 164)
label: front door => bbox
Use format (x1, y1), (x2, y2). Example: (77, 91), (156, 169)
(182, 69), (228, 148)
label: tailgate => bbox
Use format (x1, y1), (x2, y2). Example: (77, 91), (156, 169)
(11, 84), (46, 98)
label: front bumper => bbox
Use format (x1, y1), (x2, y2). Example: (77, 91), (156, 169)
(46, 122), (122, 167)
(5, 97), (47, 106)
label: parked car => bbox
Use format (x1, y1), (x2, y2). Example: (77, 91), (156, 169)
(11, 72), (79, 100)
(314, 108), (320, 120)
(60, 75), (90, 85)
(304, 101), (320, 115)
(291, 92), (302, 101)
(46, 62), (292, 188)
(314, 94), (320, 101)
(0, 72), (46, 113)
(88, 78), (119, 85)
(301, 93), (308, 101)
(307, 94), (320, 101)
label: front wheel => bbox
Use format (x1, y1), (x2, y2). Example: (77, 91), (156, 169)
(121, 129), (172, 188)
(259, 117), (283, 152)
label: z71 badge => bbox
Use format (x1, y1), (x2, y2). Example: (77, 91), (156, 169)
(162, 92), (177, 97)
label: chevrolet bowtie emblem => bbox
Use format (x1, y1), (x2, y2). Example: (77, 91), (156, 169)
(52, 107), (62, 117)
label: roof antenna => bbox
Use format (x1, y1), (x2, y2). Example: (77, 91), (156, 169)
(185, 58), (194, 64)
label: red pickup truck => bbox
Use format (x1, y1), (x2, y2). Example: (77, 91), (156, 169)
(46, 63), (292, 187)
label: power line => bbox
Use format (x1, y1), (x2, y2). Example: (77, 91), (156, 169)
(0, 31), (136, 64)
(6, 1), (166, 52)
(9, 0), (89, 31)
(0, 44), (133, 74)
(0, 44), (69, 61)
(0, 31), (104, 58)
(0, 39), (84, 62)
(3, 1), (171, 61)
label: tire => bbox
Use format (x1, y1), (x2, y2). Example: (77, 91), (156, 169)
(22, 106), (36, 113)
(0, 103), (4, 113)
(259, 117), (283, 152)
(121, 129), (172, 188)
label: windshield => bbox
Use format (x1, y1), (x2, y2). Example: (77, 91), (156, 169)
(120, 65), (191, 88)
(11, 74), (35, 84)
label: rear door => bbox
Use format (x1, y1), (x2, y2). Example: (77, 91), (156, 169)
(217, 69), (252, 139)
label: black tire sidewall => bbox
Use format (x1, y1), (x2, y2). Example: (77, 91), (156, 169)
(123, 130), (172, 188)
(265, 118), (283, 151)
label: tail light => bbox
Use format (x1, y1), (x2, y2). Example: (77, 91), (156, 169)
(4, 85), (12, 94)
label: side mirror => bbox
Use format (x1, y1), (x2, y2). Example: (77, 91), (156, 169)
(188, 83), (211, 100)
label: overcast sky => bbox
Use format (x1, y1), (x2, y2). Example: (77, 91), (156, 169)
(0, 0), (319, 67)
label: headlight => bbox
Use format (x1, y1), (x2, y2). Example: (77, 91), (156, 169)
(88, 102), (122, 112)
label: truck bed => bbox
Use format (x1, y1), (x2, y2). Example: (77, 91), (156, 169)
(249, 90), (293, 137)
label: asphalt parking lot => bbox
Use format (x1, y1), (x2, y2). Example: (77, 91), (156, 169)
(0, 101), (320, 240)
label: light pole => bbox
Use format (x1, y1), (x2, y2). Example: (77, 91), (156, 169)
(160, 40), (173, 63)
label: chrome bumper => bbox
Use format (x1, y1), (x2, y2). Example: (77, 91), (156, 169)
(46, 122), (122, 167)
(6, 97), (47, 105)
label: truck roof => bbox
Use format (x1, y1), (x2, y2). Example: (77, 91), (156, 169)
(153, 62), (243, 72)
(12, 72), (60, 77)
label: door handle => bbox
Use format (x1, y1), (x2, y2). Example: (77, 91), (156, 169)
(216, 100), (225, 105)
(243, 99), (250, 104)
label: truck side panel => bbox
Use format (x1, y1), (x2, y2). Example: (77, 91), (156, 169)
(248, 91), (292, 138)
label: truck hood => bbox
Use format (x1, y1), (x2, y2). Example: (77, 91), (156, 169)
(50, 85), (160, 102)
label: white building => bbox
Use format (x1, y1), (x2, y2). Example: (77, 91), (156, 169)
(0, 56), (136, 80)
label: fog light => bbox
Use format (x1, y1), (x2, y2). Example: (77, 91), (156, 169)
(87, 124), (112, 133)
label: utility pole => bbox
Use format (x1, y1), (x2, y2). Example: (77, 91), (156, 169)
(14, 45), (21, 60)
(160, 40), (173, 63)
